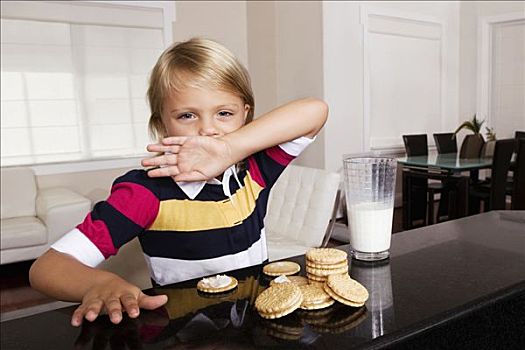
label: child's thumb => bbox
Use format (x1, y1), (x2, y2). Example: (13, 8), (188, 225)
(138, 294), (168, 310)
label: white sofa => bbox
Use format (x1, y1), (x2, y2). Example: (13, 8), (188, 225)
(1, 167), (91, 265)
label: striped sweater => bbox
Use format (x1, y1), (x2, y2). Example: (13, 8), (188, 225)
(52, 137), (313, 285)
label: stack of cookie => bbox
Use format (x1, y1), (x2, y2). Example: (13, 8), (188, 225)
(305, 248), (349, 284)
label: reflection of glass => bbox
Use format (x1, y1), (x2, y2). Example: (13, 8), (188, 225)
(351, 260), (395, 339)
(343, 157), (397, 261)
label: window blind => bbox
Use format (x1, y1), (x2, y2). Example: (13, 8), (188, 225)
(1, 2), (166, 166)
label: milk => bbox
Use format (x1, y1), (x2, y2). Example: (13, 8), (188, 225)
(347, 202), (393, 253)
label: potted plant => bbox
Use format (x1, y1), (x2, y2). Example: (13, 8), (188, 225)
(453, 114), (485, 158)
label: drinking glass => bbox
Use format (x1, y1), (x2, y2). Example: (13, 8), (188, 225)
(343, 157), (397, 261)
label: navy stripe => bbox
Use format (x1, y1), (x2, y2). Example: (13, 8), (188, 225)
(250, 151), (286, 188)
(139, 201), (266, 260)
(91, 201), (143, 249)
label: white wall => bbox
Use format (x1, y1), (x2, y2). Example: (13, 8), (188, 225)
(459, 1), (525, 140)
(274, 1), (325, 169)
(322, 1), (460, 172)
(171, 1), (248, 66)
(247, 1), (277, 117)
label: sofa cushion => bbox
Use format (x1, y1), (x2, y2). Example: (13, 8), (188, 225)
(1, 217), (47, 249)
(1, 167), (37, 219)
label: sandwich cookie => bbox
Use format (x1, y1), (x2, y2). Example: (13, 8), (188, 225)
(298, 284), (335, 310)
(255, 283), (303, 319)
(323, 274), (369, 307)
(196, 274), (238, 294)
(263, 261), (301, 277)
(270, 275), (309, 287)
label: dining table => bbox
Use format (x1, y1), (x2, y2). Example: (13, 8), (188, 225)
(2, 210), (525, 349)
(397, 152), (493, 229)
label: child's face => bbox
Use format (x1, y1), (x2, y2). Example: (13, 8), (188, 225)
(161, 85), (249, 138)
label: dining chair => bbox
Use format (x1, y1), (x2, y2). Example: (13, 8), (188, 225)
(511, 138), (525, 210)
(433, 133), (457, 154)
(469, 139), (515, 213)
(265, 165), (341, 261)
(402, 134), (450, 226)
(514, 131), (525, 154)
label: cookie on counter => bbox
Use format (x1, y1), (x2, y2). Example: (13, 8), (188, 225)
(255, 283), (303, 319)
(323, 273), (369, 307)
(263, 261), (301, 276)
(270, 275), (309, 287)
(196, 274), (238, 294)
(298, 284), (335, 310)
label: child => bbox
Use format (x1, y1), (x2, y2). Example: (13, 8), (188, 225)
(29, 38), (328, 327)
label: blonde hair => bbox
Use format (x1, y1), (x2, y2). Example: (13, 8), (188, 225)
(147, 38), (255, 141)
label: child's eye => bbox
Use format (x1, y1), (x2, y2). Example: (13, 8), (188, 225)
(178, 113), (195, 120)
(218, 111), (233, 117)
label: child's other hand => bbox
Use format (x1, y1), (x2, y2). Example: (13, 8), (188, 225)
(70, 277), (168, 327)
(142, 136), (234, 181)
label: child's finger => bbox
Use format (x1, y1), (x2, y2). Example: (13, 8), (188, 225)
(120, 294), (140, 318)
(71, 305), (87, 327)
(104, 298), (123, 324)
(162, 136), (188, 145)
(147, 166), (180, 178)
(84, 299), (104, 322)
(142, 153), (177, 167)
(146, 144), (181, 154)
(138, 293), (168, 310)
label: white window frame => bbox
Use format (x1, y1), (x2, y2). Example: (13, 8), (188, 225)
(1, 1), (176, 175)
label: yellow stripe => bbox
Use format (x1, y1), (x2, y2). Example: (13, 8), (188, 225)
(149, 171), (264, 232)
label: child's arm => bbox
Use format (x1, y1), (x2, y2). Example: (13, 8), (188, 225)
(29, 249), (167, 327)
(144, 97), (328, 181)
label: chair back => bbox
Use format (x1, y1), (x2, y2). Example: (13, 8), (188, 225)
(459, 134), (485, 159)
(265, 165), (340, 248)
(402, 134), (428, 156)
(433, 133), (457, 154)
(511, 138), (525, 210)
(515, 131), (525, 153)
(489, 139), (515, 210)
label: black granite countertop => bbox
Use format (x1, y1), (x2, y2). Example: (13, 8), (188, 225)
(2, 211), (525, 349)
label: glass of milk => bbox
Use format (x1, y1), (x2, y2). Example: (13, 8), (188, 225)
(343, 157), (397, 261)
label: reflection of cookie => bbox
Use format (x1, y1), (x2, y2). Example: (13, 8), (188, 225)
(197, 287), (237, 299)
(306, 248), (347, 265)
(297, 306), (336, 325)
(196, 275), (238, 293)
(262, 313), (304, 340)
(270, 275), (309, 287)
(255, 283), (303, 319)
(298, 284), (334, 310)
(324, 274), (368, 307)
(263, 261), (301, 276)
(309, 305), (367, 334)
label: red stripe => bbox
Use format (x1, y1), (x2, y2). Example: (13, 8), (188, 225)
(77, 214), (116, 259)
(265, 146), (295, 166)
(247, 156), (266, 187)
(107, 182), (160, 228)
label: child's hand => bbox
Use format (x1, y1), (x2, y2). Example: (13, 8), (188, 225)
(142, 136), (234, 182)
(71, 277), (168, 327)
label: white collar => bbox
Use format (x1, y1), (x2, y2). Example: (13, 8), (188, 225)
(176, 165), (238, 200)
